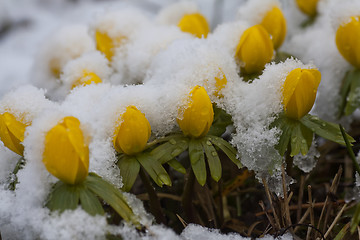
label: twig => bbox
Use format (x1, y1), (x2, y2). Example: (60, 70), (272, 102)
(137, 192), (182, 202)
(262, 178), (281, 229)
(255, 200), (345, 216)
(281, 164), (293, 231)
(316, 167), (342, 238)
(297, 175), (305, 222)
(306, 185), (315, 240)
(259, 201), (277, 231)
(324, 203), (348, 238)
(294, 207), (310, 233)
(176, 214), (188, 228)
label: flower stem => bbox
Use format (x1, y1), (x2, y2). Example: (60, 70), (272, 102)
(339, 125), (360, 176)
(139, 167), (166, 224)
(181, 168), (198, 223)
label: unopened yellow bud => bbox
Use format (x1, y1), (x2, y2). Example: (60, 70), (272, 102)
(214, 70), (227, 97)
(296, 0), (319, 17)
(177, 13), (210, 38)
(260, 7), (287, 49)
(235, 25), (274, 74)
(95, 30), (124, 61)
(43, 116), (89, 185)
(71, 70), (102, 89)
(282, 68), (321, 120)
(113, 106), (151, 155)
(177, 86), (214, 138)
(0, 112), (28, 156)
(336, 16), (360, 69)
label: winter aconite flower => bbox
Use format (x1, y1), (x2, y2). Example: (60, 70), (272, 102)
(177, 86), (214, 138)
(43, 116), (89, 185)
(71, 70), (102, 89)
(113, 106), (151, 156)
(177, 13), (210, 38)
(260, 7), (286, 49)
(336, 16), (360, 69)
(295, 0), (319, 17)
(235, 25), (274, 74)
(0, 112), (28, 156)
(95, 30), (124, 61)
(282, 68), (321, 120)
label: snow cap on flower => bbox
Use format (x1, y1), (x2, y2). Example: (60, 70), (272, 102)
(237, 0), (286, 49)
(156, 2), (209, 38)
(235, 24), (274, 74)
(0, 86), (51, 155)
(113, 106), (151, 155)
(61, 51), (111, 90)
(91, 8), (150, 61)
(42, 116), (89, 185)
(177, 86), (214, 138)
(282, 68), (321, 120)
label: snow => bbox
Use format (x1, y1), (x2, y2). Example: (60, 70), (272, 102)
(0, 0), (352, 239)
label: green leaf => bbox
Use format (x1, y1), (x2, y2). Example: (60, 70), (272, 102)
(208, 135), (241, 168)
(273, 116), (292, 156)
(208, 105), (233, 136)
(117, 155), (140, 192)
(86, 173), (139, 226)
(79, 187), (105, 216)
(351, 203), (360, 233)
(167, 159), (186, 174)
(339, 70), (355, 117)
(150, 136), (189, 164)
(339, 125), (360, 176)
(189, 138), (207, 186)
(202, 140), (222, 182)
(136, 153), (172, 187)
(46, 181), (80, 212)
(290, 122), (313, 157)
(300, 114), (355, 145)
(345, 69), (360, 115)
(334, 223), (350, 240)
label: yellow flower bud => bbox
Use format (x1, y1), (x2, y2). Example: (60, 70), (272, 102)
(177, 86), (214, 138)
(0, 112), (28, 156)
(177, 13), (210, 38)
(71, 70), (102, 89)
(235, 25), (274, 74)
(113, 106), (151, 155)
(43, 116), (89, 185)
(260, 7), (287, 49)
(214, 70), (227, 97)
(95, 30), (124, 61)
(336, 16), (360, 69)
(282, 68), (321, 120)
(296, 0), (319, 17)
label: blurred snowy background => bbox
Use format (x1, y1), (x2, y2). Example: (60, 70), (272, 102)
(0, 0), (251, 97)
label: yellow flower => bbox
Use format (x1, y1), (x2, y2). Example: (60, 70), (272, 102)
(235, 25), (274, 74)
(177, 13), (210, 38)
(336, 16), (360, 69)
(282, 68), (321, 120)
(177, 86), (214, 138)
(0, 112), (28, 156)
(296, 0), (319, 17)
(95, 30), (124, 61)
(214, 69), (227, 97)
(113, 106), (151, 155)
(71, 70), (102, 89)
(43, 116), (89, 185)
(260, 7), (287, 49)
